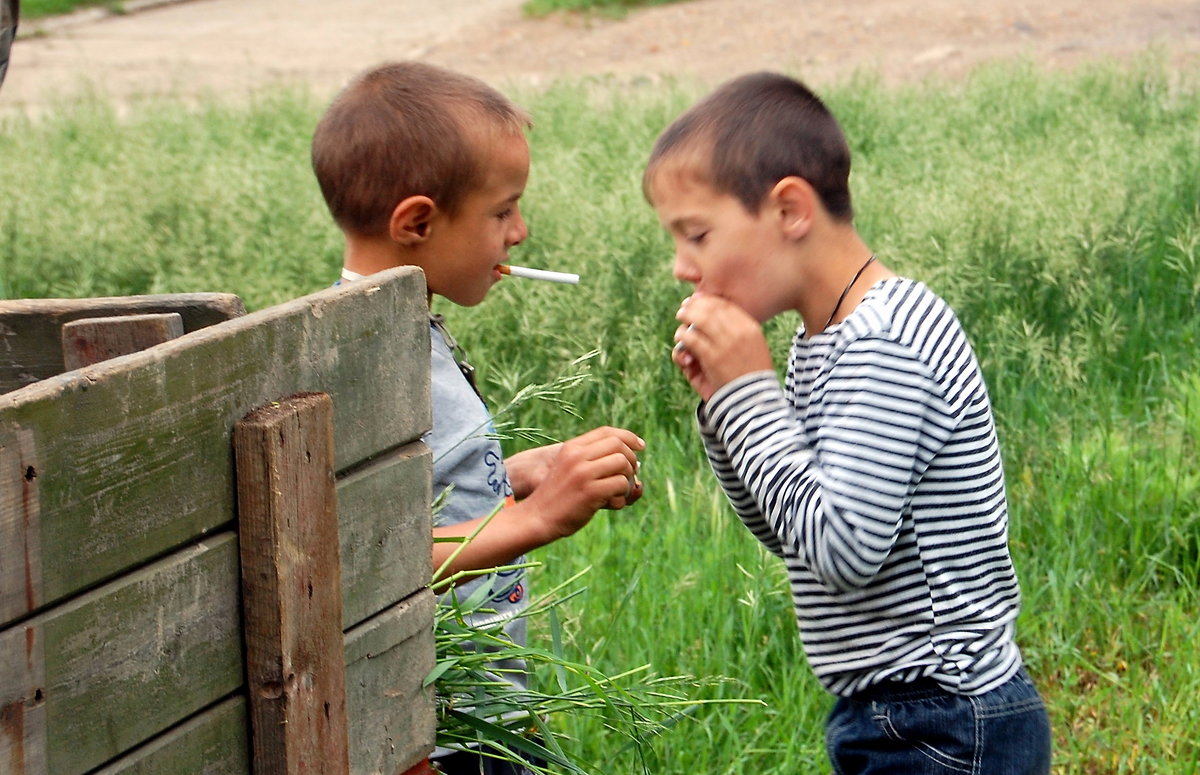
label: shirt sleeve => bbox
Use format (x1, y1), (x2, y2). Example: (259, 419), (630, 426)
(699, 338), (945, 592)
(698, 372), (789, 559)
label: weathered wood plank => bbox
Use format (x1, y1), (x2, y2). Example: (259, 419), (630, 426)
(234, 393), (349, 775)
(0, 293), (245, 393)
(345, 589), (437, 775)
(81, 588), (439, 775)
(90, 696), (250, 775)
(0, 267), (430, 627)
(0, 532), (242, 775)
(338, 441), (432, 629)
(61, 312), (185, 371)
(0, 587), (48, 775)
(0, 426), (42, 625)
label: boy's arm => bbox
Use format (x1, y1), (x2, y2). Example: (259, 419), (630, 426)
(703, 342), (938, 592)
(695, 393), (787, 559)
(433, 426), (643, 580)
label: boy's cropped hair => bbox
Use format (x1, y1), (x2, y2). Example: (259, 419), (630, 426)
(643, 71), (854, 221)
(312, 61), (532, 237)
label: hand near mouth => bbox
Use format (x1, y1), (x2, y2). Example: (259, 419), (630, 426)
(672, 293), (773, 401)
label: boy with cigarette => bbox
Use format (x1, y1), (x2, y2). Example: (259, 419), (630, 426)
(312, 61), (644, 775)
(646, 72), (1051, 773)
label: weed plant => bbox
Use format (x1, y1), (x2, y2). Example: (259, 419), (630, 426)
(2, 56), (1198, 772)
(522, 0), (687, 21)
(21, 0), (124, 20)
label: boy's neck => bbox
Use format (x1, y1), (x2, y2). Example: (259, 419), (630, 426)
(796, 225), (886, 336)
(342, 234), (435, 308)
(342, 234), (407, 278)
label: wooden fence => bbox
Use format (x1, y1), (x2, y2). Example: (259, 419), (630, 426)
(0, 267), (437, 774)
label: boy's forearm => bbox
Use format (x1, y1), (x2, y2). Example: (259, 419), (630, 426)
(431, 502), (553, 581)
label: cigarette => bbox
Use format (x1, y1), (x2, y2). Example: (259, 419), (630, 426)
(498, 265), (580, 285)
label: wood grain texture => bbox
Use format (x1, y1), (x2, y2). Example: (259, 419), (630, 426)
(345, 590), (437, 775)
(0, 293), (244, 393)
(61, 313), (185, 371)
(337, 441), (432, 629)
(235, 393), (349, 775)
(0, 426), (41, 627)
(1, 533), (242, 775)
(0, 268), (436, 773)
(91, 697), (250, 775)
(0, 267), (430, 626)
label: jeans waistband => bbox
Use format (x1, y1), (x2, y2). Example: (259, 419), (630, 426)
(848, 676), (948, 701)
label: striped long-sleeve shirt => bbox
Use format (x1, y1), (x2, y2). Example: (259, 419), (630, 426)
(697, 278), (1024, 697)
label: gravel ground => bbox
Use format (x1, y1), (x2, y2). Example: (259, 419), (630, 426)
(2, 0), (1198, 113)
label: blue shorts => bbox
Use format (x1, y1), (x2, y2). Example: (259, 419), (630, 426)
(826, 667), (1051, 774)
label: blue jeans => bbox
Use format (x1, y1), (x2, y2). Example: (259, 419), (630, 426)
(826, 668), (1051, 775)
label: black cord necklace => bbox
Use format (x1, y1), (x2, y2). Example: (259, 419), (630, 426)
(823, 253), (876, 331)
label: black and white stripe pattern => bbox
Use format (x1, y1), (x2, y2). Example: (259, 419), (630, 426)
(698, 278), (1023, 697)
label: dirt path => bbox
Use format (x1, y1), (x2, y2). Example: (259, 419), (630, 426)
(3, 0), (1199, 113)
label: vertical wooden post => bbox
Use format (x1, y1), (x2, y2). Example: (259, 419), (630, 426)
(234, 392), (350, 775)
(61, 312), (185, 370)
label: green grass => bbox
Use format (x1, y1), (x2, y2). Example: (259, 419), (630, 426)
(522, 0), (688, 20)
(21, 0), (124, 20)
(3, 56), (1198, 773)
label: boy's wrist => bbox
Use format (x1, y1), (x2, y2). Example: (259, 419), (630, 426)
(496, 499), (559, 552)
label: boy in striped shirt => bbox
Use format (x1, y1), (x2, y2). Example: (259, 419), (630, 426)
(644, 72), (1051, 774)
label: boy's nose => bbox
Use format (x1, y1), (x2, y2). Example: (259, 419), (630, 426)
(508, 211), (528, 247)
(672, 252), (699, 284)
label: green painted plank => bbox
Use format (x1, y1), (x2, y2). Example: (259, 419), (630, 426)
(0, 533), (242, 775)
(91, 696), (250, 775)
(80, 589), (440, 775)
(345, 590), (437, 775)
(0, 267), (431, 626)
(338, 441), (432, 629)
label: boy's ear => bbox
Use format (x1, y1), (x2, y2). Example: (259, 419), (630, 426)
(769, 176), (818, 240)
(388, 195), (438, 245)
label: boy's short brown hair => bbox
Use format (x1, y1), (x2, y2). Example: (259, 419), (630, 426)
(644, 72), (853, 221)
(312, 61), (531, 237)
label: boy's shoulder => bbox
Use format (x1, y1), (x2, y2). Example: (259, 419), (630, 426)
(798, 277), (977, 379)
(849, 277), (959, 344)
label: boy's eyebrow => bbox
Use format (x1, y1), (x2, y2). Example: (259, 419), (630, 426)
(666, 215), (706, 232)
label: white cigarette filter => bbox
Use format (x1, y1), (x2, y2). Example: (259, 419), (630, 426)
(499, 265), (580, 285)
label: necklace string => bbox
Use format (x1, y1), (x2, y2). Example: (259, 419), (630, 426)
(823, 253), (876, 331)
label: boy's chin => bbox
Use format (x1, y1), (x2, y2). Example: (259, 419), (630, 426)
(439, 288), (490, 308)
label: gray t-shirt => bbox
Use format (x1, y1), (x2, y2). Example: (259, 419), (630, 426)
(426, 316), (531, 758)
(425, 315), (529, 665)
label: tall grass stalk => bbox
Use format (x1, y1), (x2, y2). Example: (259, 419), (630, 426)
(521, 0), (688, 20)
(21, 0), (123, 20)
(3, 57), (1198, 773)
